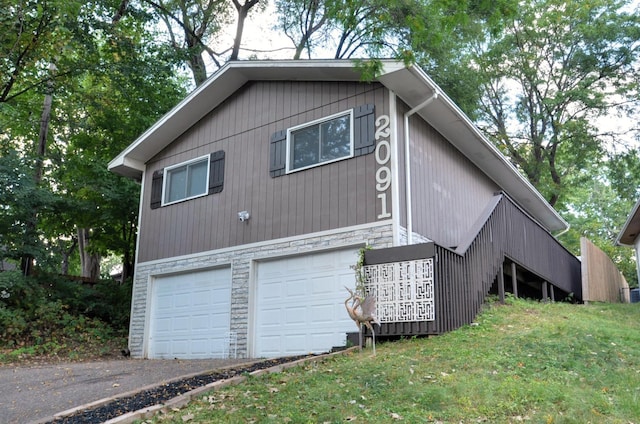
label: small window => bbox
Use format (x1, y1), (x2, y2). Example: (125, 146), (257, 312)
(286, 110), (353, 172)
(163, 155), (210, 205)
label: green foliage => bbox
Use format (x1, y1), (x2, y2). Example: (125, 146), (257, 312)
(609, 149), (640, 202)
(350, 245), (371, 294)
(0, 150), (59, 265)
(475, 0), (640, 208)
(0, 271), (130, 359)
(276, 0), (516, 116)
(557, 156), (640, 287)
(0, 0), (186, 278)
(148, 299), (640, 423)
(88, 278), (133, 330)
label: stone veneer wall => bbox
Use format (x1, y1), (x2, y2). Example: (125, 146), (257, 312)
(128, 223), (395, 358)
(398, 227), (432, 246)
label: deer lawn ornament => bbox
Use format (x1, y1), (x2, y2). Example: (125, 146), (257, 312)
(344, 286), (380, 355)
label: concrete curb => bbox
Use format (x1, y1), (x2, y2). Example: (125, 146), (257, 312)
(45, 348), (357, 424)
(32, 360), (256, 424)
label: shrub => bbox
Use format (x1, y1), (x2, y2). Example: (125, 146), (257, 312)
(0, 271), (131, 358)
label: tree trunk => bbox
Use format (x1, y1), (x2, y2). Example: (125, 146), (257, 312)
(230, 0), (260, 61)
(60, 237), (78, 275)
(21, 64), (55, 276)
(122, 255), (134, 283)
(78, 228), (101, 282)
(187, 49), (208, 86)
(112, 0), (129, 24)
(120, 221), (136, 283)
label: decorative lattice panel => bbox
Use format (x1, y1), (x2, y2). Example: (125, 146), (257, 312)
(363, 258), (435, 322)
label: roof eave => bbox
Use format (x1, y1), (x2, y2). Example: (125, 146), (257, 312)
(616, 197), (640, 246)
(109, 60), (402, 176)
(109, 59), (567, 233)
(379, 64), (568, 233)
(108, 155), (145, 179)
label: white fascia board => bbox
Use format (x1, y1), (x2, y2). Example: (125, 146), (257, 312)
(109, 64), (250, 176)
(378, 64), (568, 233)
(107, 155), (145, 179)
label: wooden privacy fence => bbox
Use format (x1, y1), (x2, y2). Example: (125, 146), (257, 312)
(580, 237), (630, 303)
(364, 193), (582, 338)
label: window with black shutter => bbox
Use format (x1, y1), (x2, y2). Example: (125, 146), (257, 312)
(149, 150), (225, 209)
(269, 104), (375, 178)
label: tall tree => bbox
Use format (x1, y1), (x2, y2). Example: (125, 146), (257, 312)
(1, 0), (89, 274)
(141, 0), (262, 85)
(21, 63), (56, 275)
(273, 0), (515, 114)
(475, 0), (640, 208)
(143, 0), (229, 85)
(274, 0), (420, 61)
(0, 0), (186, 279)
(49, 7), (186, 280)
(275, 0), (331, 59)
(230, 0), (261, 60)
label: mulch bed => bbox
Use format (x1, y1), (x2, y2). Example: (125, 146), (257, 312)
(46, 355), (315, 424)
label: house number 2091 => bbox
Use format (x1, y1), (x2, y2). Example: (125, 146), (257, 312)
(375, 115), (391, 219)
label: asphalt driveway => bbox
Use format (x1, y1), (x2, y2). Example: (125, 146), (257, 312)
(0, 357), (250, 424)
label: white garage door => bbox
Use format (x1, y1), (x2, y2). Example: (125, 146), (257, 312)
(148, 267), (231, 359)
(254, 248), (359, 358)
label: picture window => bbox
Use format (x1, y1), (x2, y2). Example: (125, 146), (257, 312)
(163, 155), (210, 205)
(287, 110), (353, 172)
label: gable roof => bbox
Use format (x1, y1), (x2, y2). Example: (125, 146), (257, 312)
(108, 59), (567, 232)
(616, 197), (640, 246)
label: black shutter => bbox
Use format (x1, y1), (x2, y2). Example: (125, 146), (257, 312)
(150, 169), (163, 210)
(209, 150), (225, 194)
(353, 104), (375, 157)
(269, 130), (287, 178)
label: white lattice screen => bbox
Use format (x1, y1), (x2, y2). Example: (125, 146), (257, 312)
(363, 258), (435, 322)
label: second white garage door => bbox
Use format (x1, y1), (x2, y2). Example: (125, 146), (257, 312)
(254, 248), (359, 358)
(148, 267), (231, 359)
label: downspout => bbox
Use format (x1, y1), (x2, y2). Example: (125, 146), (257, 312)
(554, 224), (571, 239)
(389, 92), (401, 246)
(404, 91), (439, 244)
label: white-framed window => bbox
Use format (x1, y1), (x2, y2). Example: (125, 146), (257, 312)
(286, 110), (354, 173)
(162, 155), (210, 205)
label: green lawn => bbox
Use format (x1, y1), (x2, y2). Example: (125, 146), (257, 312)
(144, 297), (640, 423)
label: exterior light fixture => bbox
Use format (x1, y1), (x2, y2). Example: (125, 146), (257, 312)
(238, 211), (250, 222)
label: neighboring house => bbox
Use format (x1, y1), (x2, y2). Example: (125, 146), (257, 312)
(109, 60), (582, 360)
(616, 198), (640, 301)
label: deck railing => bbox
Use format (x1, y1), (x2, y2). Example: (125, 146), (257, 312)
(371, 193), (582, 337)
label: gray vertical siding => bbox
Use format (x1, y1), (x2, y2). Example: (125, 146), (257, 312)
(138, 81), (389, 262)
(394, 100), (500, 247)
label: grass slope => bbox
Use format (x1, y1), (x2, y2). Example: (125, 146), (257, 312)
(146, 298), (640, 423)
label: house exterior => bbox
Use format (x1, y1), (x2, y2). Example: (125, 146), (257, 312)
(616, 198), (640, 301)
(109, 60), (581, 360)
